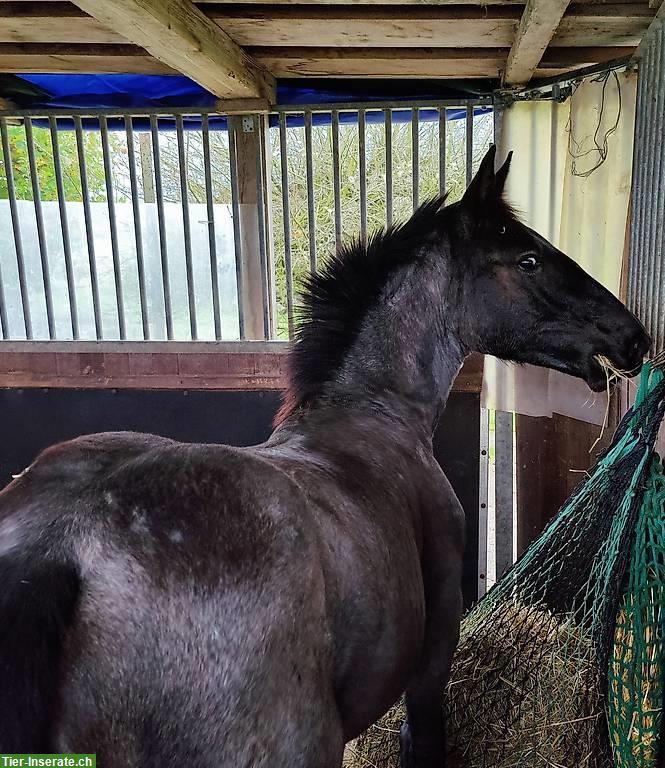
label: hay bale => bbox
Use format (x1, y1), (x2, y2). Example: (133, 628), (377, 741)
(344, 601), (601, 768)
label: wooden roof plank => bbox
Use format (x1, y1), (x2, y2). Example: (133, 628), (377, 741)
(251, 46), (508, 77)
(0, 7), (125, 44)
(197, 0), (526, 4)
(0, 42), (175, 74)
(0, 3), (653, 50)
(69, 0), (275, 100)
(505, 0), (571, 85)
(0, 41), (637, 79)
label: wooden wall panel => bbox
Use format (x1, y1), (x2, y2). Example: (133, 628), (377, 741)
(0, 344), (485, 394)
(515, 411), (612, 555)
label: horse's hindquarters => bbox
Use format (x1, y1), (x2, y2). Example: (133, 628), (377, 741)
(54, 542), (343, 767)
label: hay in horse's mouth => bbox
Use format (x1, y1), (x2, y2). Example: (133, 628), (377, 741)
(594, 355), (633, 385)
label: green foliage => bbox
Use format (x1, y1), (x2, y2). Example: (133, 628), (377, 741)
(0, 124), (109, 202)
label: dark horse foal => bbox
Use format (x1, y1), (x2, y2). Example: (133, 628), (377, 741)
(0, 147), (649, 767)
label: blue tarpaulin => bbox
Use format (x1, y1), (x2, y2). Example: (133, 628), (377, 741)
(16, 74), (492, 129)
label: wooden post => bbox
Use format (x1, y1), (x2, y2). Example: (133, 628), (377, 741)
(138, 132), (155, 203)
(230, 114), (274, 340)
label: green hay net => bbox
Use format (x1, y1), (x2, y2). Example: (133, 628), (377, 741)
(345, 364), (665, 768)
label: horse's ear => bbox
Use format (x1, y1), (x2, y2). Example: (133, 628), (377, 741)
(495, 151), (513, 196)
(461, 145), (498, 207)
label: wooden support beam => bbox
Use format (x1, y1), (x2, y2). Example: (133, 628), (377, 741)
(505, 0), (571, 85)
(215, 97), (271, 114)
(69, 0), (275, 100)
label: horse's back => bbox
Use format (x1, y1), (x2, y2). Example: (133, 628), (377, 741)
(0, 431), (342, 766)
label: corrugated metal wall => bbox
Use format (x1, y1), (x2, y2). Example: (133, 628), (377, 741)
(628, 14), (665, 352)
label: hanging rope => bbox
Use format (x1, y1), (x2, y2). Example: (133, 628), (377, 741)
(567, 70), (623, 178)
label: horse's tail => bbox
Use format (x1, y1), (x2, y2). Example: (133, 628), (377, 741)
(0, 481), (80, 752)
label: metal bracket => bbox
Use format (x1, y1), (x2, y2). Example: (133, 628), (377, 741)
(241, 116), (254, 133)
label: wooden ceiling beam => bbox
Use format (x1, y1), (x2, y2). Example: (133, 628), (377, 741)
(69, 0), (275, 100)
(505, 0), (571, 85)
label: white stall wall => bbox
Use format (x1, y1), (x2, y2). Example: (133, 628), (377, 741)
(485, 71), (637, 425)
(0, 200), (240, 341)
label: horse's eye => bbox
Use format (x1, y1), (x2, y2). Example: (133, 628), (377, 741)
(499, 225), (507, 235)
(517, 255), (540, 273)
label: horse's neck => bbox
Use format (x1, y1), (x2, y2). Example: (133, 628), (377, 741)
(327, 264), (465, 433)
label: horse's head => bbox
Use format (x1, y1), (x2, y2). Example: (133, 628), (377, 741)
(445, 146), (650, 391)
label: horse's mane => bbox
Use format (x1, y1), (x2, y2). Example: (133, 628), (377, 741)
(275, 195), (448, 425)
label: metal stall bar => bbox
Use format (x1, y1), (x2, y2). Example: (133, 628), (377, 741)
(274, 97), (492, 114)
(633, 46), (649, 323)
(227, 120), (246, 340)
(629, 59), (645, 317)
(630, 45), (648, 320)
(0, 118), (32, 339)
(278, 112), (295, 338)
(304, 110), (317, 273)
(385, 108), (393, 227)
(650, 26), (665, 351)
(49, 115), (78, 339)
(175, 114), (198, 341)
(125, 115), (150, 340)
(201, 114), (222, 340)
(439, 107), (447, 197)
(100, 115), (126, 340)
(478, 408), (490, 598)
(149, 114), (173, 340)
(466, 105), (474, 186)
(358, 108), (367, 240)
(0, 251), (6, 338)
(73, 116), (102, 340)
(331, 109), (342, 250)
(494, 411), (515, 579)
(629, 15), (665, 352)
(25, 118), (55, 339)
(412, 107), (419, 210)
(253, 115), (271, 340)
(640, 40), (657, 335)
